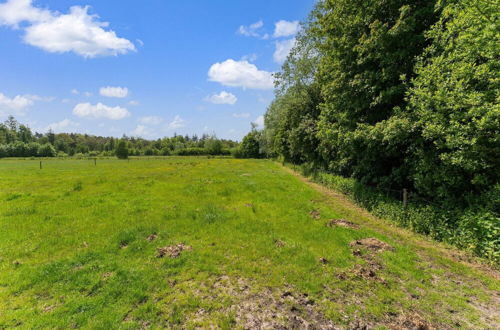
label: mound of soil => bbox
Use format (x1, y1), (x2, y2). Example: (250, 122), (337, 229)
(146, 234), (158, 241)
(350, 238), (393, 253)
(327, 219), (359, 229)
(156, 243), (192, 258)
(309, 210), (321, 220)
(274, 239), (286, 248)
(391, 312), (434, 330)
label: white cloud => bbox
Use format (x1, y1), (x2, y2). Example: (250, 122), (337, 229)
(241, 53), (258, 62)
(0, 0), (135, 58)
(273, 38), (296, 64)
(205, 91), (237, 105)
(129, 100), (139, 106)
(208, 59), (274, 90)
(45, 118), (79, 132)
(84, 91), (92, 97)
(24, 94), (55, 102)
(99, 86), (129, 98)
(273, 20), (300, 38)
(237, 20), (263, 37)
(131, 124), (155, 138)
(0, 0), (52, 27)
(167, 115), (185, 129)
(232, 112), (250, 118)
(71, 89), (79, 95)
(0, 92), (34, 115)
(139, 116), (163, 125)
(253, 115), (264, 128)
(72, 102), (130, 120)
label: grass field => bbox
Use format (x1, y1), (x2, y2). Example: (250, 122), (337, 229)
(0, 157), (498, 329)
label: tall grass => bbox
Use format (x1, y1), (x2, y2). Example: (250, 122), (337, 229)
(288, 162), (499, 264)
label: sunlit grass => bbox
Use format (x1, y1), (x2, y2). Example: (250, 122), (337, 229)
(0, 157), (497, 328)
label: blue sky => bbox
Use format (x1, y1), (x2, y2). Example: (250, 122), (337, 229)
(0, 0), (315, 140)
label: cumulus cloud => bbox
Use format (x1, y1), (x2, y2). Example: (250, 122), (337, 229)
(72, 102), (130, 120)
(208, 59), (274, 90)
(273, 38), (296, 64)
(45, 118), (79, 132)
(131, 124), (155, 138)
(167, 115), (185, 129)
(205, 91), (237, 105)
(0, 0), (51, 27)
(139, 116), (163, 125)
(0, 0), (135, 58)
(273, 20), (300, 38)
(99, 86), (129, 98)
(253, 115), (264, 128)
(237, 20), (263, 37)
(232, 112), (250, 118)
(0, 92), (34, 115)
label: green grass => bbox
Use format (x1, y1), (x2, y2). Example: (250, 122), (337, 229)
(0, 157), (498, 328)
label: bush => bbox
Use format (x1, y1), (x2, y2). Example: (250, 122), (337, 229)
(37, 143), (56, 157)
(235, 130), (263, 158)
(292, 163), (499, 263)
(115, 140), (129, 159)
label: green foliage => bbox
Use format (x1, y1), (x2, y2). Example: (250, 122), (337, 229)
(235, 130), (263, 158)
(0, 117), (238, 158)
(403, 0), (500, 199)
(263, 0), (499, 260)
(292, 163), (499, 263)
(115, 140), (129, 159)
(37, 143), (56, 157)
(204, 138), (223, 155)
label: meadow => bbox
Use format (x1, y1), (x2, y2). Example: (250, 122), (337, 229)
(0, 157), (498, 329)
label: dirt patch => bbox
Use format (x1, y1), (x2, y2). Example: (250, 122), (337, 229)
(146, 234), (157, 241)
(274, 239), (286, 248)
(245, 203), (254, 208)
(184, 276), (337, 329)
(156, 243), (192, 258)
(327, 219), (359, 229)
(102, 272), (114, 279)
(309, 210), (321, 220)
(390, 312), (435, 330)
(42, 305), (57, 313)
(120, 242), (128, 249)
(319, 257), (329, 265)
(350, 238), (394, 253)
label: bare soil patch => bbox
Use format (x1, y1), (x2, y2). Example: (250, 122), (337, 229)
(211, 276), (337, 329)
(309, 210), (321, 220)
(146, 234), (157, 241)
(274, 239), (286, 248)
(327, 219), (359, 229)
(156, 243), (192, 258)
(350, 238), (394, 253)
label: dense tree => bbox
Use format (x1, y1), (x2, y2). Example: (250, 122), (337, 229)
(262, 0), (499, 259)
(115, 140), (129, 159)
(403, 0), (500, 199)
(0, 117), (239, 158)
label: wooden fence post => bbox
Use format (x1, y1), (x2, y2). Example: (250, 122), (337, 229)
(39, 161), (42, 169)
(94, 158), (97, 166)
(403, 188), (408, 208)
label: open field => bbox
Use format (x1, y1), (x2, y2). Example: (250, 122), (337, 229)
(0, 157), (498, 329)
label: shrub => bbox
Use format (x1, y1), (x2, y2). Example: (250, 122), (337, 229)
(38, 143), (56, 157)
(115, 140), (129, 159)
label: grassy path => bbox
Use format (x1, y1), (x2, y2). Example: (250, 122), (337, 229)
(0, 157), (498, 328)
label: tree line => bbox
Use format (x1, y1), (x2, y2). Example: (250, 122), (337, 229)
(0, 116), (240, 158)
(242, 0), (498, 260)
